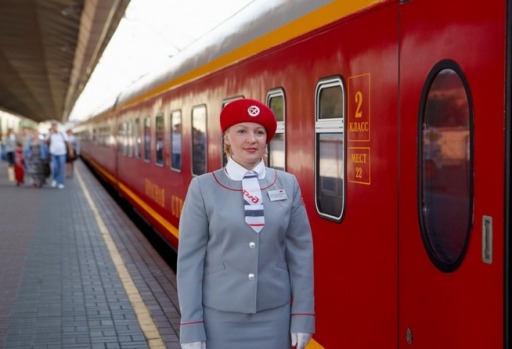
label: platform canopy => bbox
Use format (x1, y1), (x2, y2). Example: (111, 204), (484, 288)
(0, 0), (129, 123)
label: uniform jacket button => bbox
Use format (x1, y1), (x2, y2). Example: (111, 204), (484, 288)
(248, 273), (255, 280)
(249, 242), (256, 248)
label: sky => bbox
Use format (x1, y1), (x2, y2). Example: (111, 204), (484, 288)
(68, 0), (255, 122)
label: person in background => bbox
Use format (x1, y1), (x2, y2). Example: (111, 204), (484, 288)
(65, 129), (79, 178)
(4, 128), (16, 181)
(24, 131), (49, 188)
(45, 122), (69, 189)
(177, 98), (315, 349)
(13, 142), (25, 186)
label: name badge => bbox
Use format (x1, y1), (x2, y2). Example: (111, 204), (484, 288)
(268, 189), (288, 201)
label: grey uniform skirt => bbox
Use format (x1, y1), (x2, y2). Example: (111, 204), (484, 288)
(203, 303), (291, 349)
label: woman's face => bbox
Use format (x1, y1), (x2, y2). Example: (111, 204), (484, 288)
(224, 122), (267, 170)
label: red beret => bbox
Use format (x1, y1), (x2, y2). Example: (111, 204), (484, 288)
(220, 99), (277, 143)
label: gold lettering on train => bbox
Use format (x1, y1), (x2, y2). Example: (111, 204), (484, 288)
(355, 91), (363, 118)
(348, 73), (370, 142)
(351, 152), (368, 164)
(349, 121), (369, 133)
(171, 195), (184, 218)
(145, 179), (165, 207)
(347, 147), (371, 185)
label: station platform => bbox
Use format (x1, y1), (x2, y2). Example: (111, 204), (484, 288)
(0, 159), (181, 349)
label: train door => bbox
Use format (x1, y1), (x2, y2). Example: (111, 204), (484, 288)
(398, 0), (508, 348)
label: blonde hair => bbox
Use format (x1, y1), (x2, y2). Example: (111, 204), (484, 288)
(223, 139), (232, 157)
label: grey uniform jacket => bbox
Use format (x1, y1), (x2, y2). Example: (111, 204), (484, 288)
(177, 167), (315, 343)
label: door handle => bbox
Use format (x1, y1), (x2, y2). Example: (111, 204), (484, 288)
(482, 215), (493, 264)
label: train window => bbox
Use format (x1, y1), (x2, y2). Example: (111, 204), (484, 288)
(98, 125), (111, 147)
(315, 77), (345, 222)
(127, 120), (134, 157)
(107, 124), (115, 147)
(144, 116), (151, 162)
(117, 123), (123, 154)
(118, 121), (127, 156)
(134, 118), (141, 159)
(191, 105), (207, 175)
(267, 89), (286, 171)
(419, 60), (474, 272)
(155, 114), (164, 166)
(170, 110), (182, 171)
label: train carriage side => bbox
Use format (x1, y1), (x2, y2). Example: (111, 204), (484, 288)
(77, 108), (119, 187)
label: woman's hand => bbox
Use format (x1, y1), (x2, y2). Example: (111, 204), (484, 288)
(291, 332), (312, 349)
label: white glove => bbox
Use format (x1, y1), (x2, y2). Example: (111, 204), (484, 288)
(181, 341), (206, 349)
(291, 332), (312, 349)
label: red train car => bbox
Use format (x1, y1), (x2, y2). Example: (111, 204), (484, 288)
(74, 0), (511, 347)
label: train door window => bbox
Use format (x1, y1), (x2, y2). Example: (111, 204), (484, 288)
(144, 116), (151, 162)
(170, 110), (182, 171)
(315, 77), (345, 222)
(191, 105), (207, 175)
(155, 114), (164, 166)
(134, 118), (141, 159)
(267, 89), (285, 171)
(419, 60), (474, 272)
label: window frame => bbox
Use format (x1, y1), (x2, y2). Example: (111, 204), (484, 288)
(266, 88), (286, 171)
(191, 104), (208, 176)
(155, 113), (165, 167)
(417, 59), (474, 273)
(314, 76), (346, 222)
(170, 109), (183, 172)
(143, 116), (151, 163)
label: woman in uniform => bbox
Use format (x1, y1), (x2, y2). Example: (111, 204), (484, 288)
(177, 98), (315, 349)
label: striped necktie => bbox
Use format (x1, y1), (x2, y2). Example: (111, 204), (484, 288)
(242, 171), (264, 233)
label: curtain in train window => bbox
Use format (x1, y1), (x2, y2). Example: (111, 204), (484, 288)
(315, 77), (345, 222)
(155, 114), (164, 166)
(144, 116), (151, 162)
(267, 89), (286, 171)
(192, 105), (207, 176)
(170, 110), (182, 171)
(419, 60), (473, 272)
